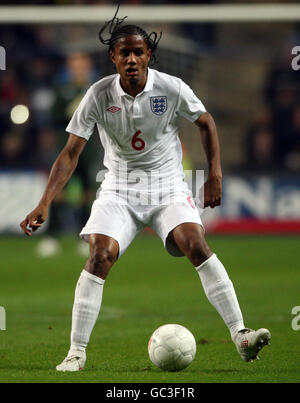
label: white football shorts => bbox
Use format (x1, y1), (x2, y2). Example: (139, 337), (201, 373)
(80, 191), (204, 258)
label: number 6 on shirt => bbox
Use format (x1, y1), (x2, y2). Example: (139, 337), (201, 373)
(131, 130), (145, 151)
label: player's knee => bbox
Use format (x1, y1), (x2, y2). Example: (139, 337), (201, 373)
(186, 238), (212, 266)
(88, 247), (116, 278)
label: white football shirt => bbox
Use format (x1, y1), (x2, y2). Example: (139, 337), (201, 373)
(66, 68), (206, 193)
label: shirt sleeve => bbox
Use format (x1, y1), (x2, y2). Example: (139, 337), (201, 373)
(65, 86), (99, 141)
(177, 79), (206, 122)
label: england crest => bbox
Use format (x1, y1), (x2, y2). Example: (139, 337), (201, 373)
(150, 96), (167, 115)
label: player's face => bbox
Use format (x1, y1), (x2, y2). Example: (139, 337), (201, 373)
(110, 35), (151, 92)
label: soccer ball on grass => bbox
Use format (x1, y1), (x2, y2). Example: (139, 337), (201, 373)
(148, 324), (196, 371)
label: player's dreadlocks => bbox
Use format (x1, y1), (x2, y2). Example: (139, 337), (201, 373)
(99, 5), (162, 66)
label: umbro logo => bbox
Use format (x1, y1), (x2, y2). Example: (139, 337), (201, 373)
(107, 106), (121, 113)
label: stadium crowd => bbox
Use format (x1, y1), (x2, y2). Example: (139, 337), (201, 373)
(245, 48), (300, 172)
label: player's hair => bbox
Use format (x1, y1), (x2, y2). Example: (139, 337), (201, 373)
(98, 5), (162, 66)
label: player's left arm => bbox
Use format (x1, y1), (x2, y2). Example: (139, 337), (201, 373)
(194, 112), (222, 208)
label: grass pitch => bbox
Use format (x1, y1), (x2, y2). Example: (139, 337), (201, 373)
(0, 233), (299, 383)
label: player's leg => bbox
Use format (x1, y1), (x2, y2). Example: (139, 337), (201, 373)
(56, 199), (142, 371)
(166, 222), (212, 266)
(85, 233), (119, 279)
(168, 222), (271, 361)
(151, 202), (244, 338)
(71, 233), (119, 354)
(168, 222), (246, 337)
(56, 234), (118, 372)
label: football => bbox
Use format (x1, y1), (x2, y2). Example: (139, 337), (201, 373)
(148, 324), (196, 371)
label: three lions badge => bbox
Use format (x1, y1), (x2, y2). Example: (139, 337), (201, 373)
(150, 96), (167, 115)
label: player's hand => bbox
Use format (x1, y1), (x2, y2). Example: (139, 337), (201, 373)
(203, 175), (222, 208)
(20, 204), (49, 236)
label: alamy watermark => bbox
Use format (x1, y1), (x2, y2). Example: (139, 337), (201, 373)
(0, 306), (6, 330)
(95, 162), (205, 210)
(0, 46), (6, 71)
(291, 46), (300, 71)
(291, 306), (300, 331)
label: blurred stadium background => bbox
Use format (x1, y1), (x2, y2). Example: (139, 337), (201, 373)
(1, 1), (300, 249)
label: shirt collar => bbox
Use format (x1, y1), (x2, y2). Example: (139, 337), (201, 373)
(115, 68), (154, 97)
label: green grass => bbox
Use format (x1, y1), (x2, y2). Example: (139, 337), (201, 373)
(0, 234), (299, 383)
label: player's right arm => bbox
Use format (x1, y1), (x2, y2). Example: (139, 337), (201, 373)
(20, 133), (87, 236)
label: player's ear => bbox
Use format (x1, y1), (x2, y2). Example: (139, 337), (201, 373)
(147, 48), (151, 63)
(110, 50), (115, 64)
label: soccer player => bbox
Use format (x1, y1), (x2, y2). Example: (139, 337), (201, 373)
(20, 8), (271, 372)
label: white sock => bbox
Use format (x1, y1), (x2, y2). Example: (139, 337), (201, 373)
(68, 269), (105, 356)
(195, 253), (245, 339)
